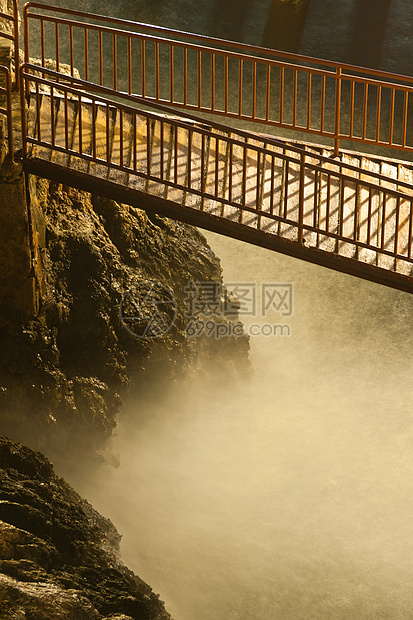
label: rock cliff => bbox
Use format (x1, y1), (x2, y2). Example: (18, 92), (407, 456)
(0, 176), (250, 463)
(0, 435), (172, 619)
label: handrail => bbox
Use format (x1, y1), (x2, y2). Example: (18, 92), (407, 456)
(21, 2), (413, 85)
(22, 2), (413, 157)
(20, 65), (413, 273)
(20, 63), (413, 197)
(0, 0), (19, 89)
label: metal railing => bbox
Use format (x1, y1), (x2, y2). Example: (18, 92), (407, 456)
(20, 65), (413, 270)
(0, 0), (19, 88)
(22, 2), (413, 157)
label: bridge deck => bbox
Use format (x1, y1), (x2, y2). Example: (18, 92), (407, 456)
(22, 87), (413, 293)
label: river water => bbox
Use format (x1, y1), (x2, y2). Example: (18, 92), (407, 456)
(38, 1), (413, 619)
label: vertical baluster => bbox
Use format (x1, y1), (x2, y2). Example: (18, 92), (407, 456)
(381, 193), (387, 250)
(367, 188), (372, 246)
(197, 50), (202, 109)
(55, 22), (60, 75)
(353, 183), (359, 244)
(201, 133), (205, 201)
(293, 69), (297, 128)
(120, 108), (124, 168)
(376, 86), (381, 144)
(349, 80), (355, 138)
(174, 125), (178, 186)
(270, 155), (275, 217)
(228, 141), (233, 203)
(211, 53), (215, 111)
(160, 120), (164, 180)
(298, 152), (305, 243)
(224, 56), (229, 114)
(252, 61), (257, 119)
(128, 36), (132, 95)
(92, 100), (96, 160)
(69, 24), (74, 77)
(113, 32), (117, 91)
(99, 31), (103, 85)
(265, 64), (271, 122)
(84, 28), (89, 82)
(50, 85), (55, 147)
(306, 72), (311, 130)
(147, 118), (151, 178)
(313, 169), (318, 230)
(280, 67), (284, 124)
(363, 83), (368, 141)
(40, 19), (45, 69)
(106, 103), (110, 163)
(334, 67), (342, 155)
(402, 91), (408, 148)
(184, 47), (188, 107)
(242, 145), (247, 209)
(394, 195), (401, 256)
(35, 81), (41, 143)
(156, 41), (160, 101)
(283, 161), (289, 220)
(132, 113), (137, 172)
(339, 176), (344, 239)
(326, 173), (331, 233)
(215, 136), (219, 197)
(187, 129), (192, 189)
(78, 93), (82, 155)
(170, 45), (174, 103)
(141, 39), (146, 98)
(408, 199), (413, 260)
(320, 75), (326, 133)
(64, 90), (69, 151)
(256, 150), (261, 212)
(238, 59), (243, 117)
(389, 89), (395, 146)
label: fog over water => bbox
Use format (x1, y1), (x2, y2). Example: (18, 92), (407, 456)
(40, 1), (413, 618)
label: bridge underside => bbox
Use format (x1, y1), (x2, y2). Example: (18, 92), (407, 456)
(23, 157), (413, 295)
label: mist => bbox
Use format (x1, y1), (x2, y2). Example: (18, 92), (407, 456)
(56, 230), (413, 620)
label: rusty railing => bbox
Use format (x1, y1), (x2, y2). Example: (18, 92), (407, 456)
(20, 64), (413, 273)
(0, 0), (19, 88)
(22, 2), (413, 157)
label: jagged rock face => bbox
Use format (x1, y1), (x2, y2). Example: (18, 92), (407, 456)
(0, 178), (249, 461)
(0, 436), (171, 620)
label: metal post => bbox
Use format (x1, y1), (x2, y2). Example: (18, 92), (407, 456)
(334, 67), (342, 156)
(298, 151), (305, 243)
(12, 0), (19, 90)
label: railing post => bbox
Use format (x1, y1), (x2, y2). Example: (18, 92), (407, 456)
(19, 66), (27, 159)
(12, 0), (19, 90)
(334, 66), (342, 156)
(298, 151), (305, 243)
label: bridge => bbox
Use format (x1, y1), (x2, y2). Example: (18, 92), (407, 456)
(2, 2), (413, 294)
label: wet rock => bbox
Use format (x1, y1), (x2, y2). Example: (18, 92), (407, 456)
(0, 436), (171, 620)
(0, 177), (250, 462)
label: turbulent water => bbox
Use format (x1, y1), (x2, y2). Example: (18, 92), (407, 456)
(43, 1), (413, 619)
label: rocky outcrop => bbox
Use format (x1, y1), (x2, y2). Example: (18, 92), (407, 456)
(0, 435), (171, 620)
(0, 175), (249, 463)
